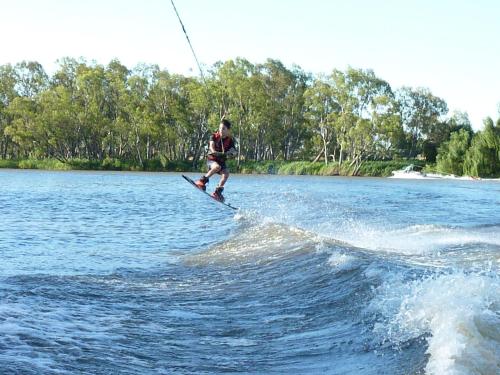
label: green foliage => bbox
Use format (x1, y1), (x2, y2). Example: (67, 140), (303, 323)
(463, 118), (500, 177)
(0, 58), (497, 177)
(396, 87), (448, 158)
(436, 129), (472, 175)
(17, 159), (70, 170)
(433, 117), (499, 178)
(277, 161), (327, 175)
(0, 157), (435, 177)
(232, 159), (424, 177)
(0, 157), (198, 172)
(0, 159), (18, 168)
(355, 160), (424, 177)
(232, 160), (284, 174)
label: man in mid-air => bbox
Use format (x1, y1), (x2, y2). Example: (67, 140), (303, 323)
(195, 119), (237, 202)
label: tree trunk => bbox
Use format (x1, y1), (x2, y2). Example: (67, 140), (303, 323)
(237, 119), (242, 168)
(134, 127), (143, 166)
(146, 135), (150, 160)
(339, 143), (344, 166)
(323, 135), (328, 165)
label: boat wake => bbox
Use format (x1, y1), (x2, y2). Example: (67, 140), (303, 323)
(183, 212), (500, 375)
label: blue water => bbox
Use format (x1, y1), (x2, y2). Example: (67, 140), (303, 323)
(1, 170), (499, 374)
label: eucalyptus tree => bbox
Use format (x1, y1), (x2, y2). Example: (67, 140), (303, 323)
(210, 58), (256, 162)
(254, 59), (308, 160)
(35, 85), (82, 160)
(4, 93), (40, 158)
(0, 57), (473, 170)
(329, 67), (394, 173)
(396, 87), (448, 158)
(280, 65), (309, 160)
(72, 63), (114, 160)
(102, 60), (131, 159)
(123, 68), (155, 165)
(304, 76), (340, 164)
(182, 75), (214, 164)
(14, 61), (48, 99)
(447, 111), (473, 134)
(148, 69), (186, 161)
(367, 94), (404, 160)
(0, 64), (18, 157)
(3, 61), (49, 158)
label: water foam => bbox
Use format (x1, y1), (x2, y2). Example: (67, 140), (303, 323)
(184, 220), (328, 266)
(371, 272), (500, 375)
(327, 251), (360, 272)
(323, 221), (500, 257)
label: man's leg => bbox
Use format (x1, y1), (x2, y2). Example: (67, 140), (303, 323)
(195, 162), (221, 190)
(218, 169), (229, 187)
(212, 169), (229, 202)
(205, 163), (221, 178)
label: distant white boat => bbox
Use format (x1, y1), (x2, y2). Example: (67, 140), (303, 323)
(389, 164), (479, 180)
(390, 170), (430, 179)
(389, 164), (431, 179)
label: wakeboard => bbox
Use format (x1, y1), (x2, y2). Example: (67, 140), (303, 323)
(182, 175), (238, 210)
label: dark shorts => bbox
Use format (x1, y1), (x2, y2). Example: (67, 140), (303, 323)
(207, 160), (228, 174)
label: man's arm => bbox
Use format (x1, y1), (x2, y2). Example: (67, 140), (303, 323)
(208, 140), (216, 154)
(225, 146), (238, 158)
(208, 140), (226, 158)
(225, 138), (238, 158)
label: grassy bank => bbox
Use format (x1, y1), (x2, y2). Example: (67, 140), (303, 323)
(0, 158), (427, 177)
(0, 158), (194, 172)
(235, 160), (427, 177)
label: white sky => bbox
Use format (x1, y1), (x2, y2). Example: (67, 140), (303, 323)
(1, 0), (499, 130)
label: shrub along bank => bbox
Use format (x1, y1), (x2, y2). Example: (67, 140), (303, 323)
(0, 158), (427, 177)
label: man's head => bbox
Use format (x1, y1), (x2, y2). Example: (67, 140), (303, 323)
(219, 119), (232, 137)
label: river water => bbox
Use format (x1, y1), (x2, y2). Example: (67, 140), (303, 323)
(0, 170), (499, 374)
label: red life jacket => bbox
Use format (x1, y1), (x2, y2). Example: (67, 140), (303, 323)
(208, 132), (234, 162)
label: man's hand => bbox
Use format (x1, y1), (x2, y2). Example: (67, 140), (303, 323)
(209, 151), (227, 159)
(225, 149), (238, 159)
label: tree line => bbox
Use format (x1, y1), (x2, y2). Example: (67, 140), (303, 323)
(0, 58), (498, 176)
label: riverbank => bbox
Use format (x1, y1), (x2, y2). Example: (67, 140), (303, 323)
(0, 158), (430, 177)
